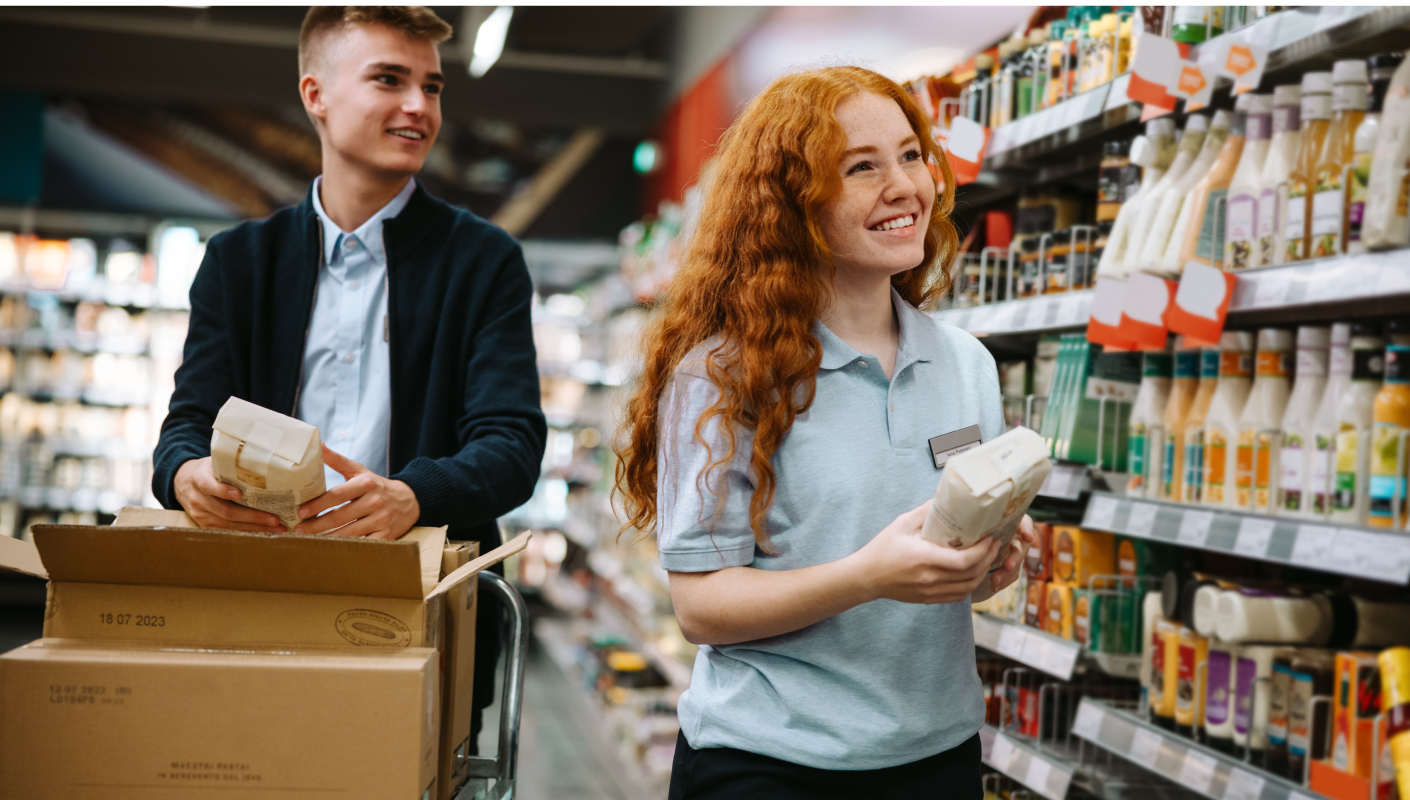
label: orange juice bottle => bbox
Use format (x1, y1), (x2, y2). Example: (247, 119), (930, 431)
(1309, 60), (1368, 258)
(1285, 72), (1333, 262)
(1369, 344), (1410, 528)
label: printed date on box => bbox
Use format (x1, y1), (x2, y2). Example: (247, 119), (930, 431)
(98, 613), (166, 627)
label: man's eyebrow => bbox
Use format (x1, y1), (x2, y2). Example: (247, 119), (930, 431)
(365, 63), (445, 84)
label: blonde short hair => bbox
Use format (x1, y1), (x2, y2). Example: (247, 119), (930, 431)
(299, 6), (453, 76)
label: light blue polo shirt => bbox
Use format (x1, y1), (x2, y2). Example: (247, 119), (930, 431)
(657, 288), (1005, 770)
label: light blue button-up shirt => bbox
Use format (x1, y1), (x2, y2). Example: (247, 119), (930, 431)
(299, 176), (415, 488)
(657, 288), (1005, 770)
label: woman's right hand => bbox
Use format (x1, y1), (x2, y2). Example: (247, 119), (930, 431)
(849, 500), (1001, 605)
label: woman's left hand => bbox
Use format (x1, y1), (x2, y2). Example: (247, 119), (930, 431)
(971, 515), (1036, 604)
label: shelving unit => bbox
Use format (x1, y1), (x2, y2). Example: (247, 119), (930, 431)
(981, 724), (1077, 800)
(973, 611), (1142, 681)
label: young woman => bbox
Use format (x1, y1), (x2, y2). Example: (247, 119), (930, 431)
(616, 66), (1034, 799)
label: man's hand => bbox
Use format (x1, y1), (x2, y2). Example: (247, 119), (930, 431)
(174, 457), (285, 533)
(971, 514), (1037, 605)
(294, 445), (420, 540)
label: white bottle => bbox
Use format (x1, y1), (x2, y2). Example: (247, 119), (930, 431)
(1128, 350), (1174, 497)
(1256, 84), (1305, 266)
(1330, 325), (1386, 524)
(1162, 99), (1249, 273)
(1141, 110), (1233, 274)
(1364, 53), (1410, 250)
(1236, 329), (1294, 512)
(1279, 327), (1331, 517)
(1346, 56), (1399, 254)
(1309, 323), (1353, 517)
(1101, 119), (1179, 278)
(1203, 330), (1255, 508)
(1225, 93), (1274, 270)
(1125, 115), (1210, 271)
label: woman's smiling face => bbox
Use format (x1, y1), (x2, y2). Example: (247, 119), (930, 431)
(819, 91), (935, 283)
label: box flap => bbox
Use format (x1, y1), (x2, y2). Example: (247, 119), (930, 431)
(0, 535), (46, 580)
(401, 526), (448, 596)
(428, 531), (531, 599)
(213, 396), (317, 465)
(114, 506), (200, 528)
(32, 525), (424, 599)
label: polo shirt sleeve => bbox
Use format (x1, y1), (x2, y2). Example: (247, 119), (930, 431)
(656, 372), (759, 573)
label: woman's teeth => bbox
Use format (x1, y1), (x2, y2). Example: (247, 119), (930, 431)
(389, 129), (424, 140)
(872, 215), (915, 232)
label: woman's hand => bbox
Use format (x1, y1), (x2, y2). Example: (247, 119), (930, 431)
(971, 515), (1036, 605)
(849, 500), (1001, 605)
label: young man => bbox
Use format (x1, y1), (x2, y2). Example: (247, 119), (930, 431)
(152, 6), (545, 751)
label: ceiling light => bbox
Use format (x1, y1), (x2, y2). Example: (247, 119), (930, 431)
(469, 6), (513, 78)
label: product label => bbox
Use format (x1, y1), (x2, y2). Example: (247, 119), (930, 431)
(1220, 351), (1254, 377)
(1207, 649), (1233, 726)
(1185, 429), (1206, 503)
(1247, 113), (1272, 141)
(1296, 348), (1329, 377)
(1353, 348), (1387, 381)
(1368, 422), (1408, 525)
(1281, 434), (1306, 512)
(1150, 627), (1167, 704)
(1349, 151), (1372, 246)
(1273, 106), (1301, 135)
(1254, 431), (1278, 511)
(1202, 350), (1222, 378)
(1313, 435), (1335, 514)
(1311, 186), (1345, 257)
(1234, 655), (1258, 735)
(1197, 188), (1231, 262)
(1286, 182), (1309, 260)
(1225, 193), (1258, 269)
(1175, 351), (1200, 378)
(1268, 662), (1292, 744)
(1257, 185), (1283, 265)
(1207, 427), (1229, 504)
(1289, 672), (1315, 755)
(1163, 433), (1180, 498)
(1177, 640), (1197, 715)
(1334, 425), (1361, 513)
(1236, 428), (1256, 507)
(1047, 253), (1069, 291)
(1256, 351), (1290, 377)
(1128, 425), (1148, 491)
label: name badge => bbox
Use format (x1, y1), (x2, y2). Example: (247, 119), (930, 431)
(928, 424), (983, 470)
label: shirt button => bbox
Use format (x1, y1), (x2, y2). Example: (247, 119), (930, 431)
(858, 361), (867, 368)
(349, 279), (360, 290)
(345, 238), (359, 250)
(343, 353), (355, 364)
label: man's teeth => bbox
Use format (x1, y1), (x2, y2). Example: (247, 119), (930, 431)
(389, 129), (424, 140)
(872, 215), (915, 231)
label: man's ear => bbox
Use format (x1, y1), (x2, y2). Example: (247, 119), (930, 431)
(299, 73), (327, 130)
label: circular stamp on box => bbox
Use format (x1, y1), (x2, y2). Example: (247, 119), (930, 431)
(335, 609), (411, 647)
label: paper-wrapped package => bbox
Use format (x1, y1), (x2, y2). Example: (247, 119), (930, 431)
(921, 426), (1051, 568)
(210, 397), (326, 530)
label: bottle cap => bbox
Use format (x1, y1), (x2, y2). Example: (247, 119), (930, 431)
(975, 53), (994, 70)
(1029, 28), (1049, 45)
(1147, 118), (1176, 137)
(1220, 330), (1254, 352)
(1211, 109), (1234, 129)
(1296, 325), (1331, 349)
(1184, 113), (1210, 133)
(1129, 135), (1155, 166)
(1234, 92), (1255, 111)
(1332, 59), (1368, 84)
(1331, 322), (1352, 347)
(1272, 84), (1303, 106)
(1301, 71), (1334, 94)
(1256, 328), (1294, 352)
(1247, 93), (1274, 114)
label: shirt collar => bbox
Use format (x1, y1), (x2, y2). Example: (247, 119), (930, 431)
(816, 287), (936, 372)
(311, 176), (417, 267)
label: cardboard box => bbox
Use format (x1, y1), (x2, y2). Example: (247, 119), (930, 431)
(1025, 521), (1053, 582)
(1025, 580), (1047, 629)
(0, 639), (439, 799)
(439, 541), (479, 799)
(1051, 526), (1116, 588)
(211, 397), (326, 530)
(1046, 583), (1073, 640)
(1332, 651), (1387, 781)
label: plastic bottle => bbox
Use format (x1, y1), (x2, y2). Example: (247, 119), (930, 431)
(1267, 649), (1295, 776)
(1331, 324), (1386, 525)
(1169, 98), (1251, 272)
(1288, 653), (1336, 780)
(1310, 323), (1354, 516)
(1363, 52), (1410, 250)
(1015, 37), (1037, 120)
(1171, 5), (1223, 44)
(1285, 72), (1334, 262)
(1125, 115), (1211, 270)
(1100, 119), (1178, 277)
(1279, 327), (1331, 517)
(1203, 331), (1255, 507)
(1234, 645), (1278, 767)
(1128, 350), (1173, 496)
(1141, 110), (1232, 275)
(1175, 625), (1210, 739)
(1206, 640), (1239, 753)
(1369, 344), (1410, 528)
(968, 53), (995, 123)
(1310, 60), (1368, 258)
(1182, 348), (1223, 504)
(1257, 84), (1304, 267)
(1162, 340), (1202, 502)
(1237, 329), (1294, 512)
(1225, 93), (1274, 270)
(1377, 648), (1410, 800)
(1347, 54), (1404, 253)
(991, 42), (1015, 129)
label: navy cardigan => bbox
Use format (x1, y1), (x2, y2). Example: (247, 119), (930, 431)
(153, 183), (546, 549)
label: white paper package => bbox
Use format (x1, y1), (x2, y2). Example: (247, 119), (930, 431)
(210, 397), (326, 530)
(920, 426), (1051, 569)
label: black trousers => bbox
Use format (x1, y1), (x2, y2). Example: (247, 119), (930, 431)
(667, 730), (983, 800)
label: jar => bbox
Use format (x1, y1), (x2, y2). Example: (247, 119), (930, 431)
(1044, 231), (1071, 293)
(1098, 140), (1131, 222)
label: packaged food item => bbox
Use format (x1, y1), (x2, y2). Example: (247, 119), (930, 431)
(1152, 615), (1181, 729)
(1289, 652), (1337, 780)
(1280, 327), (1331, 516)
(1369, 344), (1410, 528)
(1234, 645), (1278, 765)
(1026, 580), (1048, 628)
(1311, 324), (1355, 516)
(1181, 348), (1223, 503)
(1127, 350), (1173, 496)
(1141, 110), (1233, 275)
(1258, 84), (1304, 266)
(921, 426), (1052, 568)
(1099, 140), (1132, 222)
(1168, 95), (1250, 272)
(1225, 93), (1274, 269)
(1214, 589), (1334, 645)
(1101, 119), (1179, 278)
(1025, 521), (1054, 582)
(210, 397), (326, 531)
(1363, 52), (1410, 250)
(1046, 583), (1074, 640)
(1051, 526), (1116, 588)
(1332, 652), (1383, 778)
(1161, 341), (1202, 501)
(1205, 640), (1239, 753)
(1310, 60), (1369, 258)
(1285, 72), (1335, 262)
(1175, 624), (1210, 738)
(1378, 647), (1410, 800)
(1125, 115), (1211, 271)
(1236, 329), (1293, 512)
(1203, 331), (1255, 507)
(1332, 325), (1386, 525)
(1347, 54), (1404, 253)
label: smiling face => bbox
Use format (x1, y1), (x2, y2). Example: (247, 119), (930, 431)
(819, 91), (936, 284)
(300, 22), (444, 179)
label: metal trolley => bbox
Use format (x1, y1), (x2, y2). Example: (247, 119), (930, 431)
(454, 571), (529, 800)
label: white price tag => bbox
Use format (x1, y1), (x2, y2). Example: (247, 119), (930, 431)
(1026, 299), (1052, 330)
(1178, 510), (1214, 545)
(1128, 728), (1163, 768)
(1026, 756), (1053, 793)
(1127, 502), (1159, 536)
(1291, 524), (1337, 566)
(1087, 495), (1119, 531)
(1177, 750), (1217, 794)
(997, 623), (1027, 659)
(1039, 465), (1075, 499)
(1020, 633), (1054, 670)
(1250, 272), (1291, 308)
(986, 303), (1017, 332)
(1057, 293), (1086, 326)
(1328, 528), (1374, 573)
(1377, 262), (1410, 295)
(989, 733), (1017, 771)
(1233, 517), (1275, 558)
(1342, 530), (1410, 583)
(1072, 703), (1104, 740)
(1223, 767), (1266, 800)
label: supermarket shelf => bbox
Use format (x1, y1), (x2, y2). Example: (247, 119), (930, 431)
(1080, 491), (1410, 586)
(0, 205), (233, 240)
(1072, 697), (1331, 800)
(980, 724), (1075, 800)
(1037, 462), (1090, 502)
(8, 487), (134, 515)
(590, 597), (693, 693)
(974, 612), (1143, 682)
(933, 291), (1092, 337)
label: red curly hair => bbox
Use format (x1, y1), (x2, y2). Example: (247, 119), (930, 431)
(614, 66), (960, 549)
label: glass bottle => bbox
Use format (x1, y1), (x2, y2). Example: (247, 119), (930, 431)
(1309, 60), (1368, 258)
(1284, 72), (1334, 263)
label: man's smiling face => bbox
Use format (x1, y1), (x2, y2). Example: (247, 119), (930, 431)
(305, 22), (444, 178)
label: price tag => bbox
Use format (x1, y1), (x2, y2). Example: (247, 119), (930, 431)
(1086, 495), (1119, 531)
(1127, 502), (1159, 536)
(990, 733), (1017, 771)
(1129, 728), (1163, 768)
(1026, 299), (1052, 330)
(1026, 756), (1053, 793)
(1250, 272), (1291, 308)
(997, 623), (1027, 659)
(987, 303), (1018, 332)
(1377, 262), (1410, 295)
(1057, 294), (1087, 326)
(1106, 73), (1133, 111)
(1341, 530), (1410, 583)
(1327, 528), (1374, 573)
(1177, 750), (1217, 794)
(1291, 524), (1337, 566)
(1223, 767), (1266, 800)
(1233, 517), (1275, 558)
(1072, 703), (1104, 740)
(1178, 510), (1215, 545)
(1020, 633), (1054, 670)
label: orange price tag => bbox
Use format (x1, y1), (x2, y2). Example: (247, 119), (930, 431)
(1177, 65), (1207, 97)
(1225, 45), (1256, 77)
